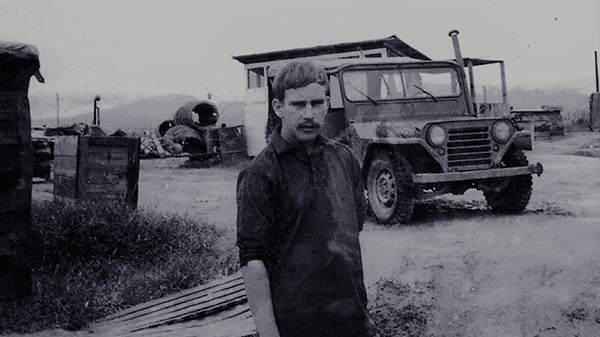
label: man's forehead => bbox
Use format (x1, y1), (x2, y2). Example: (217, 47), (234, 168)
(283, 83), (327, 100)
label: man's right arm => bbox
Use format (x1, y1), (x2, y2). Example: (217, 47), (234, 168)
(242, 260), (280, 337)
(237, 169), (280, 337)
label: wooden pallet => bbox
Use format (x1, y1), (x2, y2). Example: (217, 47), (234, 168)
(93, 271), (257, 337)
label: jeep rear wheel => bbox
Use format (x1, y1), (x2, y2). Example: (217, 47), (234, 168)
(366, 151), (415, 224)
(484, 147), (533, 213)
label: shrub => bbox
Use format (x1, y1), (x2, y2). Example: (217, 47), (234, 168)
(0, 200), (238, 334)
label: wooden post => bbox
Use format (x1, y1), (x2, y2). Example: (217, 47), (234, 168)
(483, 86), (487, 103)
(595, 51), (598, 93)
(530, 119), (535, 150)
(56, 93), (60, 126)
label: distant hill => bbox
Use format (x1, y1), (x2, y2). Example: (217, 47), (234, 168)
(31, 87), (591, 134)
(32, 94), (245, 134)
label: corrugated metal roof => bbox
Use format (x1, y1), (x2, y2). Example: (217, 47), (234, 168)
(232, 35), (430, 65)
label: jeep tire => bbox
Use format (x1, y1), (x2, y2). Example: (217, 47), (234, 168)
(484, 147), (533, 213)
(366, 151), (415, 224)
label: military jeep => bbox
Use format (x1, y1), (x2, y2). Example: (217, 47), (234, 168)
(263, 32), (543, 224)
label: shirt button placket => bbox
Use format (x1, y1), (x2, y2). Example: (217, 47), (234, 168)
(311, 154), (326, 186)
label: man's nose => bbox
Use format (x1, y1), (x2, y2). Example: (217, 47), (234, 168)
(302, 105), (317, 119)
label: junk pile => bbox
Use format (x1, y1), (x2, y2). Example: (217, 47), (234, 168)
(140, 100), (220, 159)
(142, 100), (247, 167)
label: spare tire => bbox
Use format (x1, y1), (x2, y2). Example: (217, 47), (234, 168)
(174, 100), (219, 127)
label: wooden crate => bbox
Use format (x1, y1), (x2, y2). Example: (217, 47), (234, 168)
(54, 136), (140, 206)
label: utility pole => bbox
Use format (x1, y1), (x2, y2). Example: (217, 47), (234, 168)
(56, 93), (60, 126)
(595, 51), (598, 93)
(483, 86), (487, 103)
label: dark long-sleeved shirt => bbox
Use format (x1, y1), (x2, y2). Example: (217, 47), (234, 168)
(236, 130), (375, 337)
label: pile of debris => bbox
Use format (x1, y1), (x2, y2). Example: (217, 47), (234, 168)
(140, 100), (220, 159)
(140, 135), (183, 159)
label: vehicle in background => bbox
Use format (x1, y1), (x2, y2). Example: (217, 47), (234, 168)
(234, 30), (543, 224)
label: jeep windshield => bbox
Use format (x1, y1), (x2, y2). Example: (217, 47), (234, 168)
(341, 66), (461, 103)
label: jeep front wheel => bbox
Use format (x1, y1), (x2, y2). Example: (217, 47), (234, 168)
(484, 147), (533, 213)
(366, 151), (415, 224)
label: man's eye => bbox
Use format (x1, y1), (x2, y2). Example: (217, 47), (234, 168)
(311, 100), (325, 107)
(291, 102), (307, 108)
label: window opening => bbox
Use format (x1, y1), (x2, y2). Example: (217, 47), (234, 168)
(248, 67), (265, 89)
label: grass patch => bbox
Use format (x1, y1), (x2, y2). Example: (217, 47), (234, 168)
(0, 200), (238, 335)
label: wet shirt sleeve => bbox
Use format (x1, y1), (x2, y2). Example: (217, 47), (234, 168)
(338, 144), (366, 231)
(236, 169), (276, 267)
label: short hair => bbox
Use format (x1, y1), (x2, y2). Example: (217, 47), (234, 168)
(272, 61), (329, 102)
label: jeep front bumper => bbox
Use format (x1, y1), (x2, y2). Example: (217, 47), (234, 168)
(413, 163), (543, 184)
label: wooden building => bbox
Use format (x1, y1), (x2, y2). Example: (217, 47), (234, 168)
(232, 35), (430, 156)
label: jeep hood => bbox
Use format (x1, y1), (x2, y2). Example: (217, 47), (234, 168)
(350, 116), (480, 140)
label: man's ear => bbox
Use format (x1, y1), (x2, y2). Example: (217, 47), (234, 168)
(272, 99), (284, 118)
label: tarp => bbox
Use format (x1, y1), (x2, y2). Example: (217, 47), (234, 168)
(0, 41), (44, 91)
(0, 41), (40, 61)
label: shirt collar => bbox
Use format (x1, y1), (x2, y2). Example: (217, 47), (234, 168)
(269, 127), (328, 155)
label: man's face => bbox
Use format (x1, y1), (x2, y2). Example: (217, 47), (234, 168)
(273, 82), (329, 146)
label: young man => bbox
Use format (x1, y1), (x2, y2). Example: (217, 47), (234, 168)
(237, 61), (378, 337)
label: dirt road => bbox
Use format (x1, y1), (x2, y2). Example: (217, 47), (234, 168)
(30, 132), (600, 336)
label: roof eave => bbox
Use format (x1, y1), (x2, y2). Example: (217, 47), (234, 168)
(232, 35), (430, 65)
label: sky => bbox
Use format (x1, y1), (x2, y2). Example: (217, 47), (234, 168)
(1, 0), (599, 119)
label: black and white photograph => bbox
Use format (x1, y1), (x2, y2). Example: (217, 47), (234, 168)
(1, 0), (600, 336)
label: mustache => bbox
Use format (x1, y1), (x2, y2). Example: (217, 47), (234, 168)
(298, 122), (320, 128)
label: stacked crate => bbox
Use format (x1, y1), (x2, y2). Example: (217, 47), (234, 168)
(0, 92), (33, 299)
(0, 41), (43, 299)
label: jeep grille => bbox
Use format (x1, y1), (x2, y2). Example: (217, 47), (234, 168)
(446, 126), (491, 170)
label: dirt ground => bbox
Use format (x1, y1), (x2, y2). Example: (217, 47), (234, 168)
(27, 132), (600, 337)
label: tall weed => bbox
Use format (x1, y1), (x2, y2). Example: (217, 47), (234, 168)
(0, 200), (238, 334)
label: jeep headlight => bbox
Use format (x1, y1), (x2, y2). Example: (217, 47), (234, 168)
(491, 120), (514, 143)
(427, 125), (446, 147)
